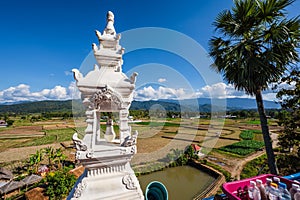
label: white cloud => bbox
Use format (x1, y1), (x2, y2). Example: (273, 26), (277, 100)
(269, 81), (296, 92)
(134, 86), (189, 101)
(0, 81), (281, 104)
(1, 84), (34, 102)
(134, 82), (280, 101)
(262, 81), (296, 101)
(262, 92), (277, 101)
(0, 82), (81, 103)
(40, 86), (67, 99)
(158, 78), (167, 83)
(200, 82), (227, 98)
(198, 83), (252, 99)
(68, 81), (81, 99)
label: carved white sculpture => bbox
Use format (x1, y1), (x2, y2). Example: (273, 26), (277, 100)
(68, 11), (144, 200)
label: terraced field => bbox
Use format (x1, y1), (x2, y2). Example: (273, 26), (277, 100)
(0, 117), (280, 180)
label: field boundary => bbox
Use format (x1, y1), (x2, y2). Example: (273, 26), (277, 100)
(191, 161), (226, 199)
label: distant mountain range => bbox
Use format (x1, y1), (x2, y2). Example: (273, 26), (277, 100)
(131, 98), (280, 112)
(0, 100), (81, 114)
(159, 98), (280, 110)
(0, 98), (280, 114)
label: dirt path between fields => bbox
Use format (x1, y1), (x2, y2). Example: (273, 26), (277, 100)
(231, 150), (266, 180)
(208, 132), (279, 180)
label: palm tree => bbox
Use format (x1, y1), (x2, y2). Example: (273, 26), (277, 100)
(209, 0), (300, 174)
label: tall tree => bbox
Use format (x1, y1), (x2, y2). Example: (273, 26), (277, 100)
(209, 0), (300, 174)
(277, 69), (300, 154)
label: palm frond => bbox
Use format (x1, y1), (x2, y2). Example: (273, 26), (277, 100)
(209, 0), (300, 96)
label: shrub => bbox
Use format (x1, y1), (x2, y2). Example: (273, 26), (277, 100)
(43, 167), (77, 199)
(240, 154), (269, 179)
(6, 120), (14, 126)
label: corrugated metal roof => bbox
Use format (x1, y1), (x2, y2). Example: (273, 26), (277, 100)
(0, 181), (25, 194)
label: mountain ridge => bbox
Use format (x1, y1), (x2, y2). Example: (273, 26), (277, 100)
(0, 98), (280, 114)
(159, 97), (280, 110)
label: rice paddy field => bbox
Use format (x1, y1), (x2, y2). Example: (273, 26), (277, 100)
(0, 116), (281, 176)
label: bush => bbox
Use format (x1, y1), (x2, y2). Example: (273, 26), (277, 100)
(240, 154), (269, 179)
(241, 153), (300, 179)
(6, 120), (14, 126)
(239, 130), (254, 140)
(43, 167), (77, 199)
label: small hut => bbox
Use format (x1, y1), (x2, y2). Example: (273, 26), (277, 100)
(0, 181), (25, 197)
(21, 174), (42, 187)
(0, 168), (13, 181)
(0, 120), (7, 128)
(191, 144), (204, 157)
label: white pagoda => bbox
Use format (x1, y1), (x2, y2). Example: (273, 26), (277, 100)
(68, 11), (144, 200)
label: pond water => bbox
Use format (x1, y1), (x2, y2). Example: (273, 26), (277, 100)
(137, 165), (216, 200)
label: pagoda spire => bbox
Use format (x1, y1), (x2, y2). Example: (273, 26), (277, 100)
(68, 11), (144, 200)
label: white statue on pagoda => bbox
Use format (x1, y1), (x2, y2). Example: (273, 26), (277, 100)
(68, 11), (144, 200)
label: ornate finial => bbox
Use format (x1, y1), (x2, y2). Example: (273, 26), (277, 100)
(107, 11), (114, 23)
(94, 11), (120, 50)
(104, 11), (116, 36)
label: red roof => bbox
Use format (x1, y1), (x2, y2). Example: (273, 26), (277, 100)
(191, 144), (201, 151)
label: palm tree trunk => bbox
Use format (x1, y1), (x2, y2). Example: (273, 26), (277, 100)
(255, 89), (279, 175)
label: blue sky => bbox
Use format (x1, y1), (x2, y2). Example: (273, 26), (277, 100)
(0, 0), (299, 103)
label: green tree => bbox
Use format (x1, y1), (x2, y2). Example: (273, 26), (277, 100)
(28, 150), (43, 174)
(209, 0), (300, 174)
(3, 114), (8, 122)
(171, 148), (183, 159)
(44, 147), (67, 170)
(44, 146), (56, 169)
(185, 145), (199, 160)
(277, 69), (300, 154)
(170, 148), (187, 166)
